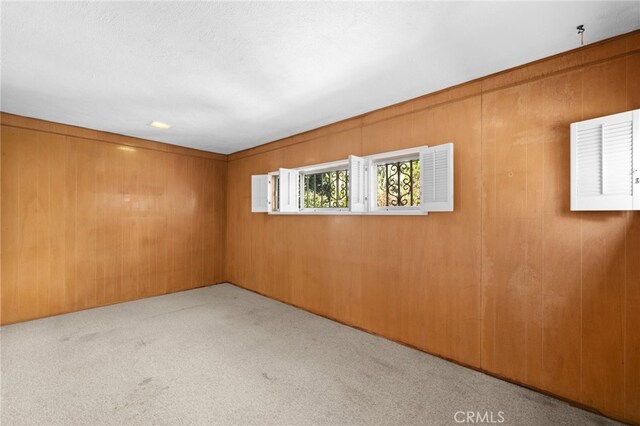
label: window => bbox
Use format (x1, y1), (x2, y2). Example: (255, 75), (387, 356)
(251, 143), (454, 215)
(302, 168), (349, 210)
(375, 158), (420, 207)
(364, 145), (454, 214)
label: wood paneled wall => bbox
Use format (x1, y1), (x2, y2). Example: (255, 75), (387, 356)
(1, 29), (638, 425)
(1, 114), (227, 324)
(226, 31), (640, 423)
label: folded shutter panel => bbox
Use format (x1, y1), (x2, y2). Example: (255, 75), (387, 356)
(420, 143), (454, 212)
(634, 110), (640, 210)
(251, 175), (269, 212)
(348, 155), (367, 212)
(278, 168), (299, 212)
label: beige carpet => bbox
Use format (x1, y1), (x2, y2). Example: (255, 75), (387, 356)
(1, 283), (619, 425)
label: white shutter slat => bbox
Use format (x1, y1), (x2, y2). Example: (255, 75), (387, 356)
(348, 155), (367, 212)
(251, 175), (269, 212)
(420, 143), (454, 212)
(603, 120), (633, 196)
(571, 109), (637, 211)
(278, 168), (299, 212)
(634, 110), (640, 210)
(422, 150), (435, 205)
(576, 125), (602, 197)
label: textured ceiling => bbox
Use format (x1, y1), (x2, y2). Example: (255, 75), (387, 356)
(2, 2), (639, 154)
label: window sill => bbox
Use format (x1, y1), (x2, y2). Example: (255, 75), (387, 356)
(364, 210), (427, 215)
(267, 210), (428, 216)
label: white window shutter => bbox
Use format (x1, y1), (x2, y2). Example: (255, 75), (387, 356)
(571, 109), (637, 211)
(420, 143), (454, 212)
(634, 110), (640, 210)
(251, 175), (269, 212)
(348, 155), (367, 212)
(278, 168), (299, 212)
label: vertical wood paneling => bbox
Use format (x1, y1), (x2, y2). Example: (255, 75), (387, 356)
(47, 133), (67, 315)
(625, 52), (640, 425)
(63, 134), (78, 313)
(430, 98), (482, 366)
(225, 155), (253, 288)
(74, 137), (99, 309)
(19, 130), (39, 320)
(225, 34), (640, 424)
(482, 84), (532, 383)
(251, 150), (288, 301)
(579, 57), (628, 419)
(284, 130), (364, 322)
(2, 29), (638, 426)
(627, 212), (640, 424)
(1, 123), (226, 324)
(537, 71), (583, 401)
(1, 128), (23, 320)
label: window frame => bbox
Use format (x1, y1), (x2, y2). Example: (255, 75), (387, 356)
(365, 147), (427, 215)
(267, 160), (351, 215)
(257, 144), (452, 216)
(298, 160), (350, 214)
(296, 160), (351, 215)
(266, 171), (280, 214)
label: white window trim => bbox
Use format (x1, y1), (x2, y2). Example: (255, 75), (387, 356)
(296, 159), (347, 173)
(365, 147), (427, 215)
(255, 144), (453, 216)
(266, 165), (350, 214)
(266, 171), (279, 214)
(363, 147), (425, 163)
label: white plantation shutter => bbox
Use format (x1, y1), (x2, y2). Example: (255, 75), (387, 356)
(571, 110), (638, 211)
(420, 143), (454, 212)
(348, 155), (367, 212)
(635, 112), (640, 211)
(251, 175), (269, 212)
(278, 168), (299, 212)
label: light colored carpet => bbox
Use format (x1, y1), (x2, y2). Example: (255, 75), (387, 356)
(1, 283), (618, 426)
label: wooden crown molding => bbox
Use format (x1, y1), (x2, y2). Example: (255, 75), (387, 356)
(0, 112), (228, 162)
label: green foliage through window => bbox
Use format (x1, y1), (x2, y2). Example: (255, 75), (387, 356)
(377, 159), (420, 207)
(303, 170), (349, 208)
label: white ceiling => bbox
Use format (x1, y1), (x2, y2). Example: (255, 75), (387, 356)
(2, 2), (639, 154)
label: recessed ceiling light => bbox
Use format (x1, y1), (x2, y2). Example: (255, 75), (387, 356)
(148, 120), (171, 130)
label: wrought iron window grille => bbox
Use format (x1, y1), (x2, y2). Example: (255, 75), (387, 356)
(375, 158), (421, 207)
(301, 169), (349, 209)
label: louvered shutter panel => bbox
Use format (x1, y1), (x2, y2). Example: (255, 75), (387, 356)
(348, 155), (367, 212)
(635, 111), (640, 210)
(251, 175), (269, 212)
(278, 168), (299, 212)
(420, 143), (454, 212)
(571, 110), (638, 211)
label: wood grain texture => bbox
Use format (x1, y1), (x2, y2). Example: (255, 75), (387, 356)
(626, 50), (640, 425)
(1, 122), (227, 324)
(0, 113), (227, 162)
(1, 28), (638, 426)
(226, 32), (640, 424)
